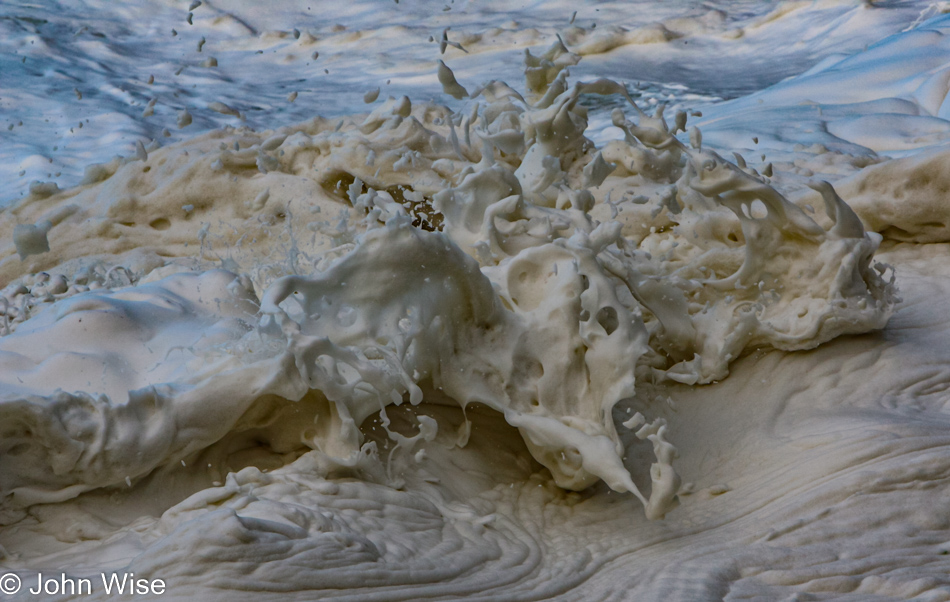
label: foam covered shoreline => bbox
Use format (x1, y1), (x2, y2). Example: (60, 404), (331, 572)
(4, 3), (950, 600)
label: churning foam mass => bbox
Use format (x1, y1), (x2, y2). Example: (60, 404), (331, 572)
(3, 1), (950, 600)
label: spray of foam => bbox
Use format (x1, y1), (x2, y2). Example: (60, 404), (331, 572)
(0, 38), (895, 521)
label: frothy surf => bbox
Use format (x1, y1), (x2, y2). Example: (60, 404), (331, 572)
(2, 2), (950, 601)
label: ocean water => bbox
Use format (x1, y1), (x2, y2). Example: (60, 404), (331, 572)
(2, 0), (939, 203)
(2, 0), (950, 600)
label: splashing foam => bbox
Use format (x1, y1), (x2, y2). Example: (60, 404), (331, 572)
(0, 38), (895, 520)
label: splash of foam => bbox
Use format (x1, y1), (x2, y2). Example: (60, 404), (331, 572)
(0, 39), (895, 520)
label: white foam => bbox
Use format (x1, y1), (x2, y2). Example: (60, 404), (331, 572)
(4, 3), (950, 600)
